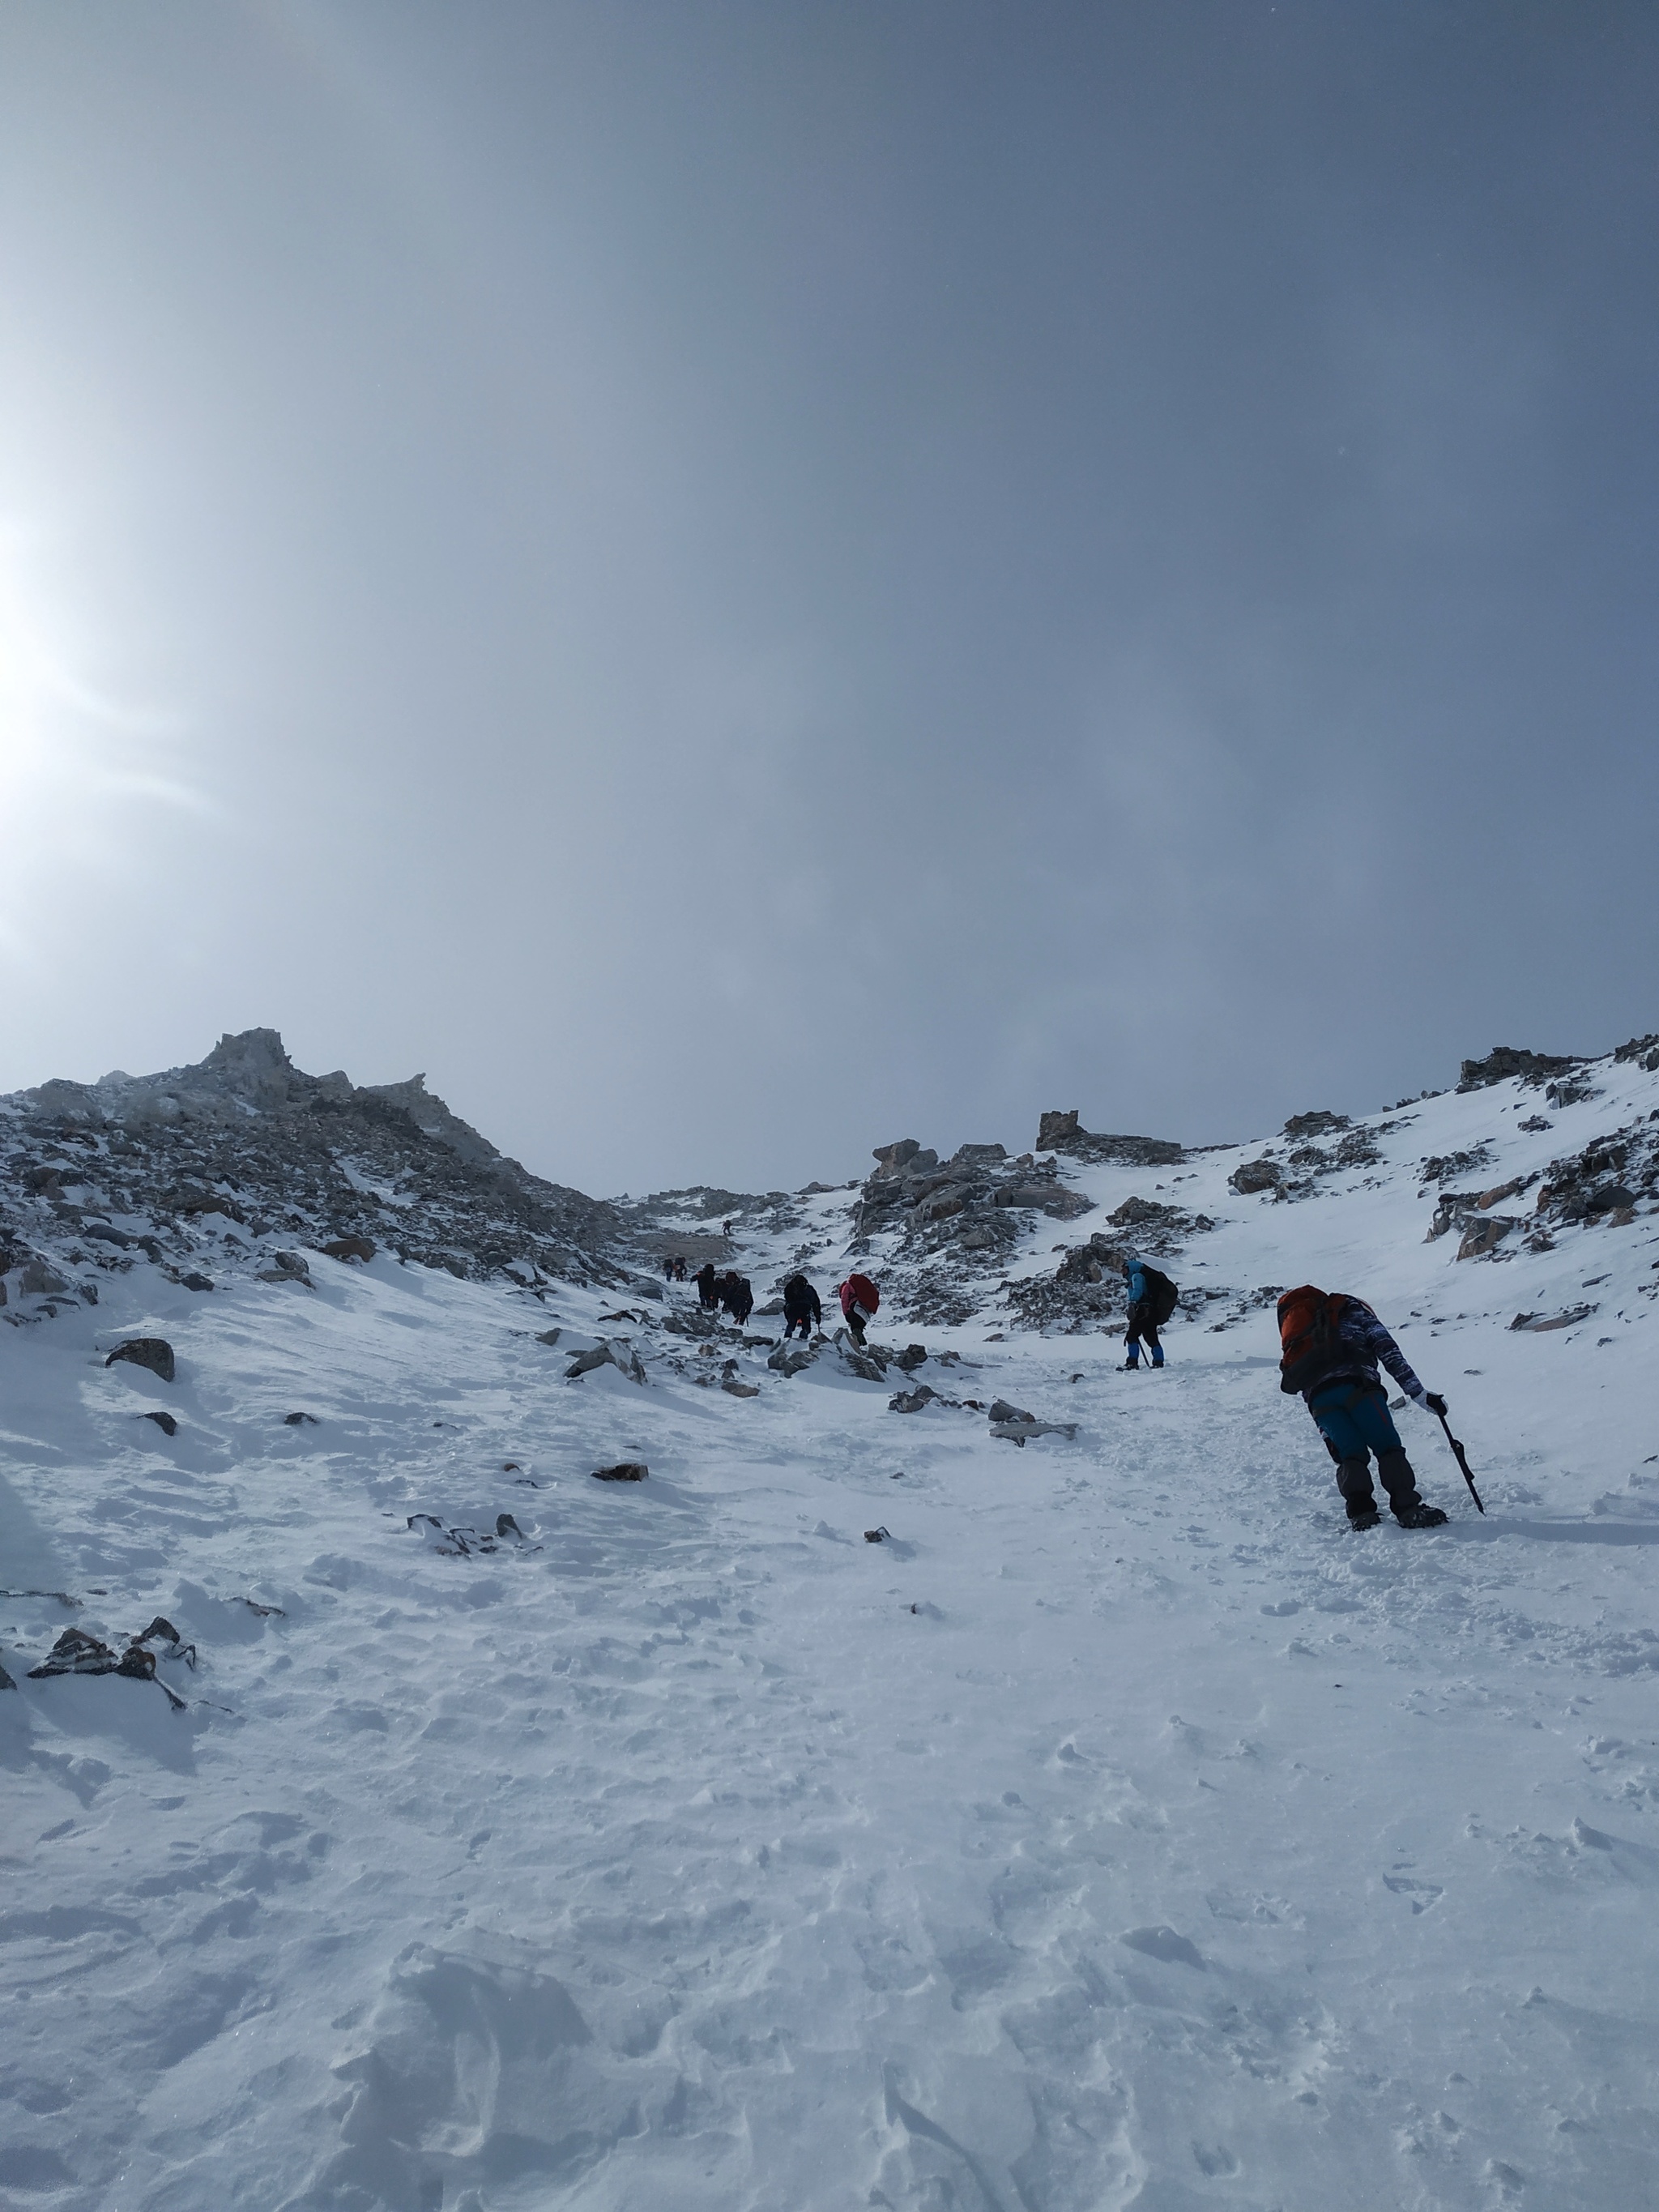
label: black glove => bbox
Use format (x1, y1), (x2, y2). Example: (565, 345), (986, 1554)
(1423, 1391), (1448, 1418)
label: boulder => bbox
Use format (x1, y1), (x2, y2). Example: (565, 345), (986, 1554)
(1229, 1159), (1282, 1196)
(1110, 1196), (1174, 1227)
(987, 1396), (1078, 1445)
(1282, 1110), (1350, 1140)
(1584, 1183), (1636, 1217)
(321, 1236), (376, 1263)
(258, 1250), (313, 1286)
(872, 1139), (924, 1178)
(1457, 1216), (1516, 1260)
(106, 1337), (176, 1383)
(889, 1385), (937, 1413)
(566, 1339), (646, 1385)
(591, 1462), (648, 1482)
(19, 1260), (69, 1296)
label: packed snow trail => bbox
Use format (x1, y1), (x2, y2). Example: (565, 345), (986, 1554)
(3, 1046), (1659, 2208)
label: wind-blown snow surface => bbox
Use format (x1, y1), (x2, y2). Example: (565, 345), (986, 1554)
(4, 1054), (1658, 2210)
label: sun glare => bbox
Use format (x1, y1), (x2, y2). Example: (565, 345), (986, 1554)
(0, 524), (206, 963)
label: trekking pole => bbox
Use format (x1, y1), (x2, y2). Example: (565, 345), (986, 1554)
(1435, 1409), (1486, 1514)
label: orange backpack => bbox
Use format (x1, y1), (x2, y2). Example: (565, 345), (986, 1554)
(1276, 1285), (1352, 1396)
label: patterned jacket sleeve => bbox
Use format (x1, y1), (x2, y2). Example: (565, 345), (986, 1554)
(1343, 1303), (1426, 1401)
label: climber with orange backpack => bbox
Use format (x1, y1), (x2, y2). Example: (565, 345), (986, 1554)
(838, 1271), (881, 1347)
(1276, 1285), (1450, 1530)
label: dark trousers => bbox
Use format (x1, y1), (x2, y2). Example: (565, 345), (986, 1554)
(1124, 1300), (1162, 1365)
(1308, 1382), (1422, 1518)
(783, 1312), (813, 1339)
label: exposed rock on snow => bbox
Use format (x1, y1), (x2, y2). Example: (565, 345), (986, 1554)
(105, 1335), (176, 1382)
(1282, 1109), (1350, 1139)
(1457, 1043), (1581, 1090)
(1, 1027), (629, 1309)
(566, 1338), (646, 1385)
(1036, 1108), (1183, 1166)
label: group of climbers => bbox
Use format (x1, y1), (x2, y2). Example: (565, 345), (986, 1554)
(693, 1262), (754, 1326)
(680, 1228), (1454, 1533)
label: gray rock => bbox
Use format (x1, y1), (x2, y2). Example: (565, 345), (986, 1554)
(566, 1339), (646, 1385)
(1457, 1045), (1578, 1092)
(106, 1337), (176, 1383)
(258, 1249), (313, 1286)
(1456, 1216), (1516, 1259)
(1282, 1110), (1350, 1140)
(321, 1235), (375, 1263)
(767, 1343), (819, 1377)
(872, 1139), (924, 1176)
(889, 1385), (937, 1413)
(1229, 1159), (1282, 1195)
(1035, 1111), (1183, 1167)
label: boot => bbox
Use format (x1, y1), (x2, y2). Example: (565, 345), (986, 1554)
(1395, 1501), (1448, 1529)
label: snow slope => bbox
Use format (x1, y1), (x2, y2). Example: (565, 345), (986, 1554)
(3, 1040), (1658, 2210)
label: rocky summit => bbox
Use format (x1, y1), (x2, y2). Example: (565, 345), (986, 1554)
(0, 1028), (633, 1312)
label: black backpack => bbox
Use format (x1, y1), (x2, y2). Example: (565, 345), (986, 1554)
(1140, 1264), (1179, 1326)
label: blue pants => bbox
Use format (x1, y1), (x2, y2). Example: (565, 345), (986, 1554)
(1308, 1383), (1403, 1463)
(1307, 1383), (1421, 1516)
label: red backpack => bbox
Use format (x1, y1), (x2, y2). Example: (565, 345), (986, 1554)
(842, 1272), (880, 1316)
(1276, 1285), (1352, 1396)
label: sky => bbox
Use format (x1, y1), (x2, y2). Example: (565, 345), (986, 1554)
(1, 2), (1656, 1198)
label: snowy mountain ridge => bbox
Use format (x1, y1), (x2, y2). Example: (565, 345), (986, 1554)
(2, 1023), (1658, 2210)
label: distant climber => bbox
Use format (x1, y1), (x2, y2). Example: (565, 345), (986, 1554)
(782, 1274), (822, 1339)
(1277, 1286), (1449, 1530)
(695, 1262), (719, 1310)
(838, 1271), (880, 1347)
(1122, 1253), (1178, 1369)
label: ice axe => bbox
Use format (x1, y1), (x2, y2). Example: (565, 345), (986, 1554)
(1434, 1406), (1486, 1514)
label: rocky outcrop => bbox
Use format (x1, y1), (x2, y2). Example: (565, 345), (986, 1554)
(1, 1029), (629, 1317)
(1035, 1111), (1183, 1168)
(1457, 1046), (1580, 1092)
(1535, 1122), (1656, 1227)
